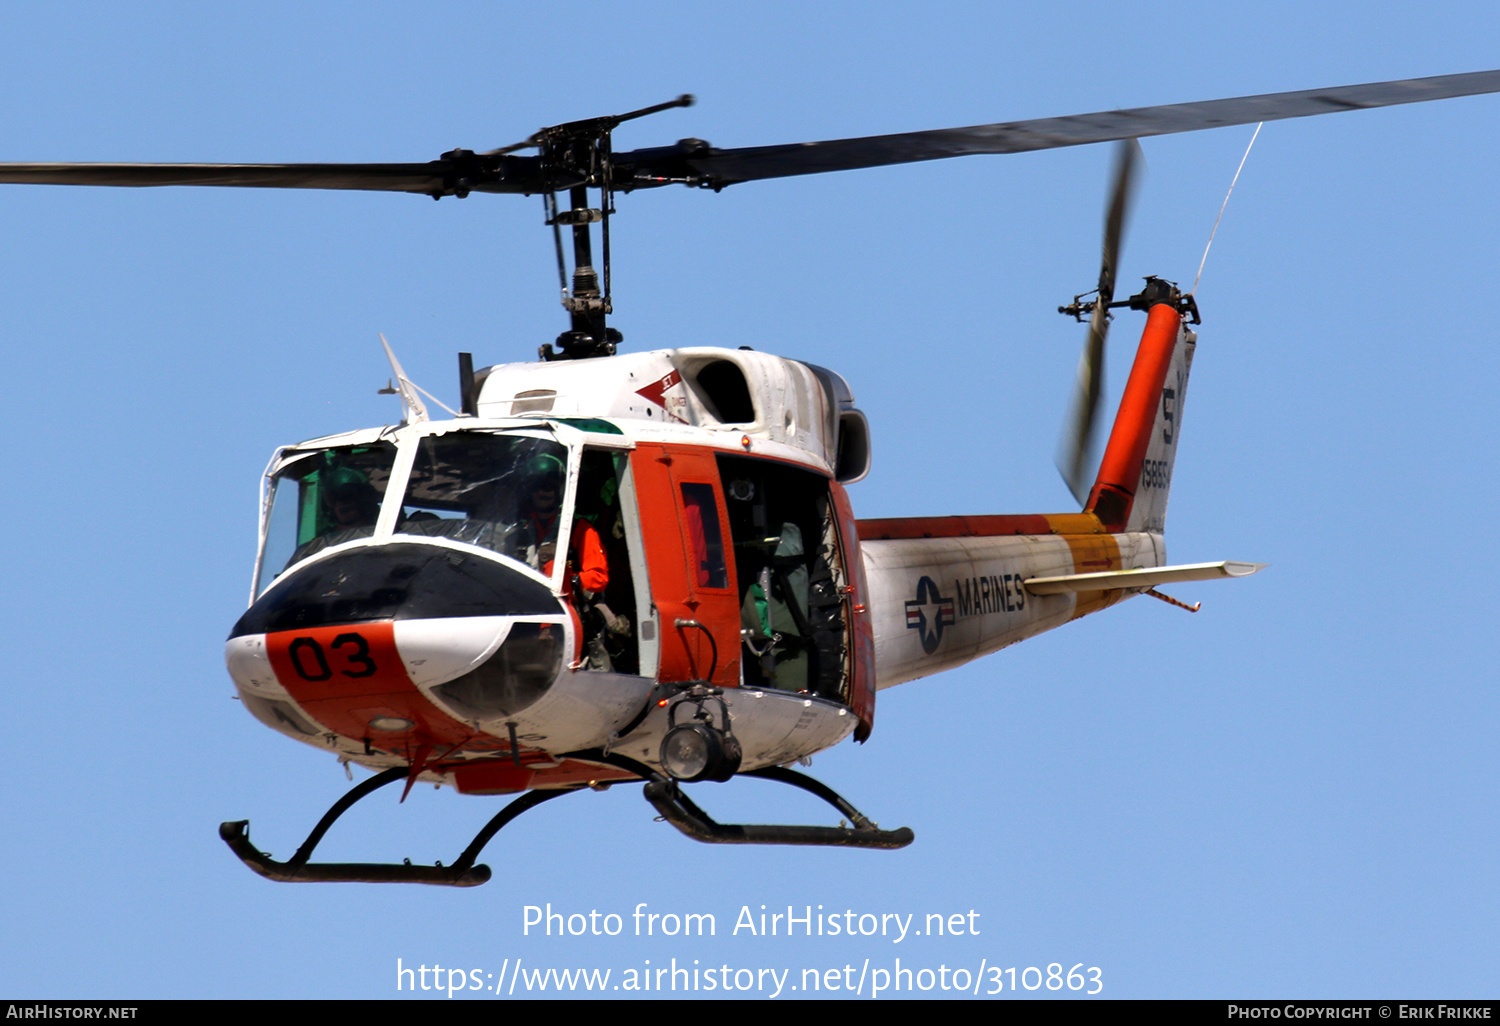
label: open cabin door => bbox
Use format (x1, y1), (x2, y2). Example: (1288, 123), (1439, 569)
(715, 454), (859, 707)
(629, 444), (875, 738)
(566, 444), (653, 677)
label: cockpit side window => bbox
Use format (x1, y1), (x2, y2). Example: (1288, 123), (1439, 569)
(397, 432), (570, 567)
(258, 443), (398, 595)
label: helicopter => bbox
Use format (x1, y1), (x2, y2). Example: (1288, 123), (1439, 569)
(6, 71), (1497, 886)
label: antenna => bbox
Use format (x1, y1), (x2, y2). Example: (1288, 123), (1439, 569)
(1192, 123), (1263, 296)
(379, 334), (429, 424)
(458, 352), (478, 416)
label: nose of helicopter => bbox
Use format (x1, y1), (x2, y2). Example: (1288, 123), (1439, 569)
(225, 543), (569, 741)
(231, 542), (561, 636)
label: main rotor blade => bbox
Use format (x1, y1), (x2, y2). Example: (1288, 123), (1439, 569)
(2, 70), (1495, 198)
(0, 152), (562, 197)
(0, 161), (452, 192)
(666, 69), (1500, 185)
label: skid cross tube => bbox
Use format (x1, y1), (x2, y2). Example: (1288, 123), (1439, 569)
(220, 768), (580, 886)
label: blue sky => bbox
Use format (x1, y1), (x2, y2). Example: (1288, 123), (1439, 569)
(3, 1), (1499, 1000)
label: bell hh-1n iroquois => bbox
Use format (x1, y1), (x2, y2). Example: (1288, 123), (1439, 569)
(6, 71), (1497, 885)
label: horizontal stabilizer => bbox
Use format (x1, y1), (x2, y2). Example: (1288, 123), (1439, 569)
(1024, 560), (1266, 595)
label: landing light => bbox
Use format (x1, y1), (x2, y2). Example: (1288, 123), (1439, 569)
(659, 690), (742, 783)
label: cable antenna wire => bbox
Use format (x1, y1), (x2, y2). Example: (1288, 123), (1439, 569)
(1192, 122), (1263, 296)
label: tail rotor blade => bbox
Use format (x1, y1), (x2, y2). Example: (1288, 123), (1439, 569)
(1099, 138), (1140, 306)
(1056, 139), (1141, 506)
(1058, 305), (1109, 505)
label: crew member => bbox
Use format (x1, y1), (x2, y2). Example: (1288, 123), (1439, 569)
(515, 453), (608, 594)
(321, 466), (380, 533)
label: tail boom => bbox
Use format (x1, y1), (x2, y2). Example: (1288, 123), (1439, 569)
(855, 290), (1221, 690)
(858, 514), (1163, 688)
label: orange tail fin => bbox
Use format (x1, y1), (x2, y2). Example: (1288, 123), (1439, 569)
(1086, 294), (1196, 534)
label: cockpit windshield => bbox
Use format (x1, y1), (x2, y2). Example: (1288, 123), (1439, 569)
(257, 442), (398, 595)
(396, 432), (570, 568)
(253, 431), (574, 598)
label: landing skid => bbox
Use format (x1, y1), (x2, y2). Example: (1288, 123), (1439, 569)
(644, 767), (914, 849)
(219, 767), (576, 886)
(220, 756), (912, 886)
(579, 752), (915, 851)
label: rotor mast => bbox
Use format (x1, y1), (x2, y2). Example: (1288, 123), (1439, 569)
(537, 94), (695, 361)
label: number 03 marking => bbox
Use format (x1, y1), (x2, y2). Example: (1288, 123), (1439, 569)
(287, 633), (379, 681)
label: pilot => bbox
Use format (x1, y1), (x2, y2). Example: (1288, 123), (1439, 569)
(515, 453), (608, 594)
(321, 466), (380, 533)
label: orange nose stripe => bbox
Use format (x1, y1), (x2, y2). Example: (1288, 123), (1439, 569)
(267, 622), (473, 748)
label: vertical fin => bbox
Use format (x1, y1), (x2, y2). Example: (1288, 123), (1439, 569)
(1125, 322), (1194, 534)
(1085, 300), (1195, 533)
